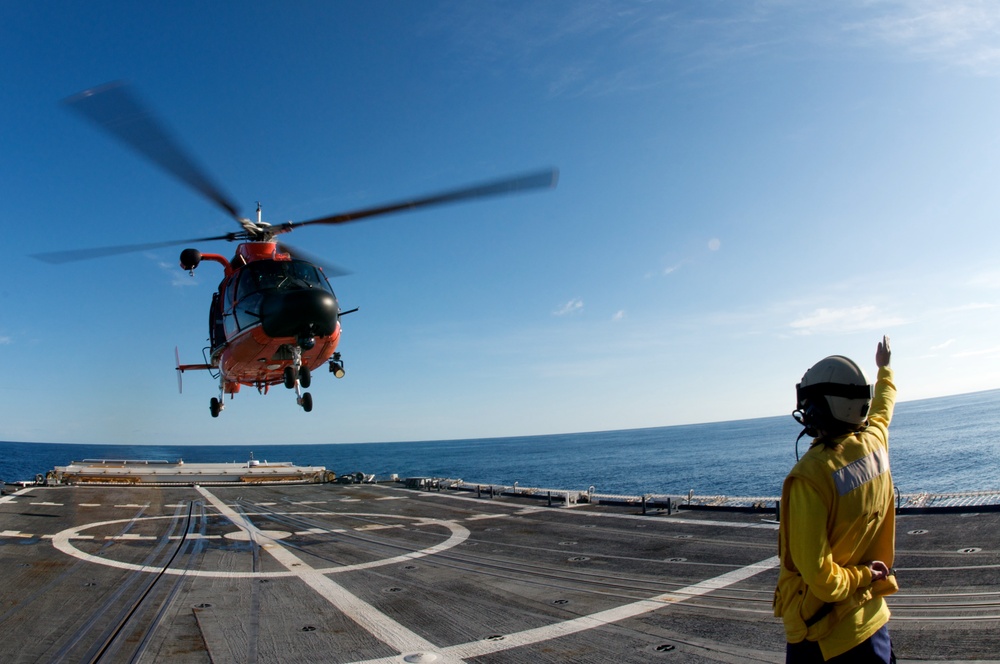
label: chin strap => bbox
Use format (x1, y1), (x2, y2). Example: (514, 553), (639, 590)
(794, 428), (811, 461)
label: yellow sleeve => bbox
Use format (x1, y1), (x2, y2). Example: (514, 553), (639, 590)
(867, 366), (896, 445)
(787, 478), (872, 603)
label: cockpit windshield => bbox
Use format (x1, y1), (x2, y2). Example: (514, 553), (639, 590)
(239, 260), (333, 296)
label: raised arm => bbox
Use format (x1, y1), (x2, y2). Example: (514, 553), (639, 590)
(876, 335), (891, 369)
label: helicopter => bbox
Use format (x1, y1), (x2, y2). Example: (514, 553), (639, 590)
(34, 82), (558, 417)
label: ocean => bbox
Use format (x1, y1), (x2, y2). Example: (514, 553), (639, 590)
(3, 389), (999, 497)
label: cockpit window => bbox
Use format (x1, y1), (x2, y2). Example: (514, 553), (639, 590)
(241, 260), (333, 295)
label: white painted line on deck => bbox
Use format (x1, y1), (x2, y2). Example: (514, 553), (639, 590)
(30, 502), (63, 506)
(0, 487), (36, 504)
(464, 514), (507, 522)
(451, 555), (780, 659)
(79, 503), (101, 507)
(352, 555), (780, 664)
(195, 487), (466, 663)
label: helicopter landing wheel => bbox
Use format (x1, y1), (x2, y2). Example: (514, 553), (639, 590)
(210, 397), (222, 418)
(300, 392), (313, 412)
(283, 365), (298, 389)
(299, 365), (311, 388)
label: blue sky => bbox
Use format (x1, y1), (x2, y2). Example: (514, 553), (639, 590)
(4, 1), (1000, 445)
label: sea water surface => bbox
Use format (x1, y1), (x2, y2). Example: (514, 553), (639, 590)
(2, 389), (999, 497)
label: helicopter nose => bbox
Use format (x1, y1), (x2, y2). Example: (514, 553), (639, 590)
(259, 289), (339, 339)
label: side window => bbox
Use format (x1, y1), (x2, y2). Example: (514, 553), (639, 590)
(223, 279), (239, 338)
(223, 278), (236, 310)
(209, 292), (225, 347)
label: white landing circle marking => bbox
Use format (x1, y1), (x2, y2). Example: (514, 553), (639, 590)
(50, 513), (469, 578)
(224, 529), (291, 541)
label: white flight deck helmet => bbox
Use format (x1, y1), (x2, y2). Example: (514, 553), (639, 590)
(793, 355), (874, 438)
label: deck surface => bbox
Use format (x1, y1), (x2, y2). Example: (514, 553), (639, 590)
(0, 482), (997, 663)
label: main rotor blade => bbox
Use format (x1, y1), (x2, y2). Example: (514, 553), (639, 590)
(64, 81), (242, 222)
(289, 168), (559, 230)
(32, 234), (236, 264)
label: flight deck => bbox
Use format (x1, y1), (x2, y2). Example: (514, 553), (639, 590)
(0, 480), (997, 663)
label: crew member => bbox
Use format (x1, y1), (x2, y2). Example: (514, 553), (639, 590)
(774, 336), (897, 662)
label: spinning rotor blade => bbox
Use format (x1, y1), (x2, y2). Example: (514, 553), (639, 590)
(287, 168), (559, 230)
(32, 233), (236, 264)
(277, 242), (352, 278)
(64, 81), (242, 221)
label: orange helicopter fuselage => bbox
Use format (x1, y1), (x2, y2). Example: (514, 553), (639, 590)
(191, 242), (342, 394)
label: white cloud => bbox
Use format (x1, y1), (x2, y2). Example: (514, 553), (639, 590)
(930, 338), (956, 351)
(156, 258), (199, 287)
(0, 336), (10, 345)
(612, 310), (625, 321)
(554, 298), (584, 316)
(789, 305), (908, 335)
(852, 0), (1000, 75)
(953, 344), (1000, 359)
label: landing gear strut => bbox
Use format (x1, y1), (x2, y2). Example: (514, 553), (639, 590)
(283, 344), (313, 413)
(210, 374), (225, 418)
